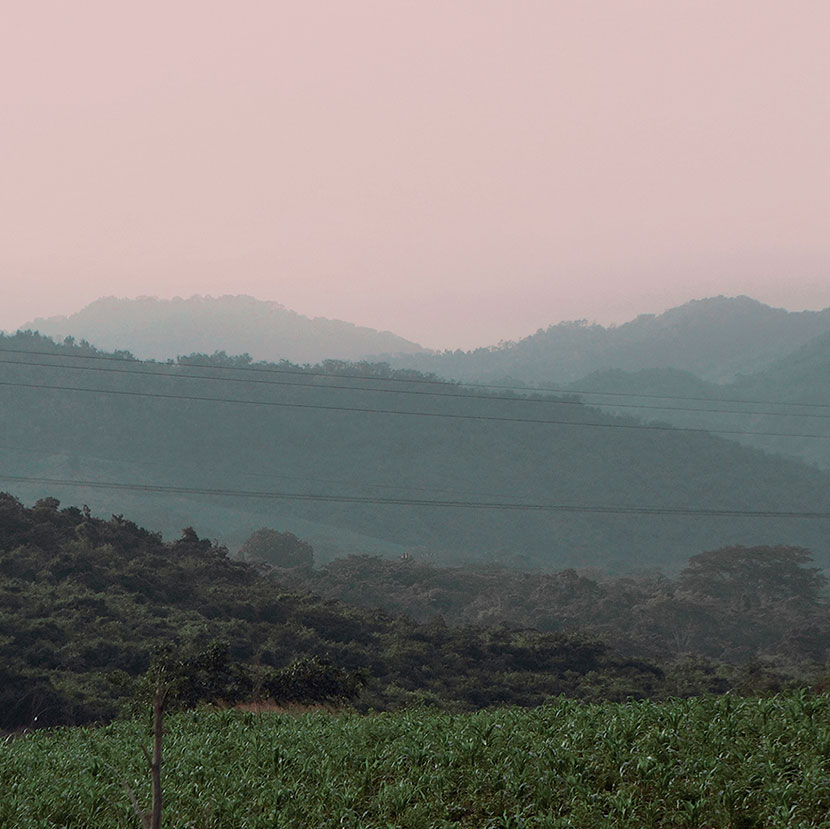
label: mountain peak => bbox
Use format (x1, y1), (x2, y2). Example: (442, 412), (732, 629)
(21, 295), (427, 363)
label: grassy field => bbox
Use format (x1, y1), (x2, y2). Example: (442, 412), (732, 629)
(2, 692), (829, 828)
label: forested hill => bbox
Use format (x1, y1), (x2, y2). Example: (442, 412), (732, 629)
(19, 295), (427, 363)
(2, 331), (830, 571)
(0, 495), (671, 729)
(2, 496), (826, 731)
(386, 296), (830, 384)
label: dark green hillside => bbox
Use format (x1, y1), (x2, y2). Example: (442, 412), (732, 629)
(1, 495), (676, 731)
(2, 331), (830, 570)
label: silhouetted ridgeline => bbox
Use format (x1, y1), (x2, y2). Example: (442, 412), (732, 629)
(20, 294), (427, 363)
(387, 296), (830, 384)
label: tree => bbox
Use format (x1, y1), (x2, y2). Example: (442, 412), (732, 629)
(678, 545), (827, 611)
(238, 528), (314, 569)
(128, 641), (254, 829)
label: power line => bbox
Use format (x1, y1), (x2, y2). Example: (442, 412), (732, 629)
(2, 473), (828, 519)
(0, 442), (517, 501)
(2, 343), (829, 412)
(2, 354), (830, 421)
(3, 377), (830, 440)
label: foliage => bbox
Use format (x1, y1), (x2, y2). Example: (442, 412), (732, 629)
(133, 642), (365, 714)
(239, 527), (314, 569)
(3, 692), (830, 827)
(0, 495), (673, 731)
(678, 545), (827, 609)
(276, 546), (830, 668)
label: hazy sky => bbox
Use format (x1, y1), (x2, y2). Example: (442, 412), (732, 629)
(2, 0), (829, 349)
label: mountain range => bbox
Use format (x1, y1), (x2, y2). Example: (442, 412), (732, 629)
(21, 294), (829, 389)
(387, 295), (830, 384)
(562, 330), (830, 473)
(5, 292), (830, 571)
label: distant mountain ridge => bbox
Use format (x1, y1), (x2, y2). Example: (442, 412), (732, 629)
(564, 329), (830, 472)
(387, 296), (830, 383)
(21, 295), (428, 363)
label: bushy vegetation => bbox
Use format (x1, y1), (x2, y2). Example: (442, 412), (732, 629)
(1, 494), (679, 732)
(3, 494), (829, 734)
(238, 527), (314, 569)
(273, 544), (830, 668)
(3, 693), (830, 827)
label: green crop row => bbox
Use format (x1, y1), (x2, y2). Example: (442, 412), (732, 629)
(3, 691), (830, 828)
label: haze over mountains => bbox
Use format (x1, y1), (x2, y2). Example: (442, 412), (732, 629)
(388, 296), (830, 384)
(21, 295), (427, 364)
(564, 331), (830, 473)
(3, 292), (829, 572)
(18, 294), (830, 384)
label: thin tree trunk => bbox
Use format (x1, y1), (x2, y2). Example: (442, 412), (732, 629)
(150, 686), (164, 829)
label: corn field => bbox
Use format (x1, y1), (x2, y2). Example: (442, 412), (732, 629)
(2, 691), (829, 828)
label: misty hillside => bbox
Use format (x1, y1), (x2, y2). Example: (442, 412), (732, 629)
(563, 330), (830, 472)
(1, 332), (829, 572)
(387, 296), (830, 384)
(20, 295), (428, 363)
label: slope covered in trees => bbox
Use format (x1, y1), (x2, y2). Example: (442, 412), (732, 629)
(4, 496), (827, 735)
(1, 331), (829, 571)
(1, 495), (685, 731)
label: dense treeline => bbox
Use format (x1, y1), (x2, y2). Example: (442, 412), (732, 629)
(270, 546), (830, 671)
(2, 331), (830, 571)
(3, 495), (828, 732)
(1, 494), (672, 731)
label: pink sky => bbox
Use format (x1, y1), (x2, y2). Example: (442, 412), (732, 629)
(2, 0), (829, 349)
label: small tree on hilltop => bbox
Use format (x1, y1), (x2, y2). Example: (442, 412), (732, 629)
(678, 545), (827, 611)
(238, 528), (314, 569)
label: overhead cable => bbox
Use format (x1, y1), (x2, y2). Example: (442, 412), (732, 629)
(2, 344), (829, 411)
(3, 378), (830, 440)
(2, 474), (828, 519)
(1, 354), (829, 421)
